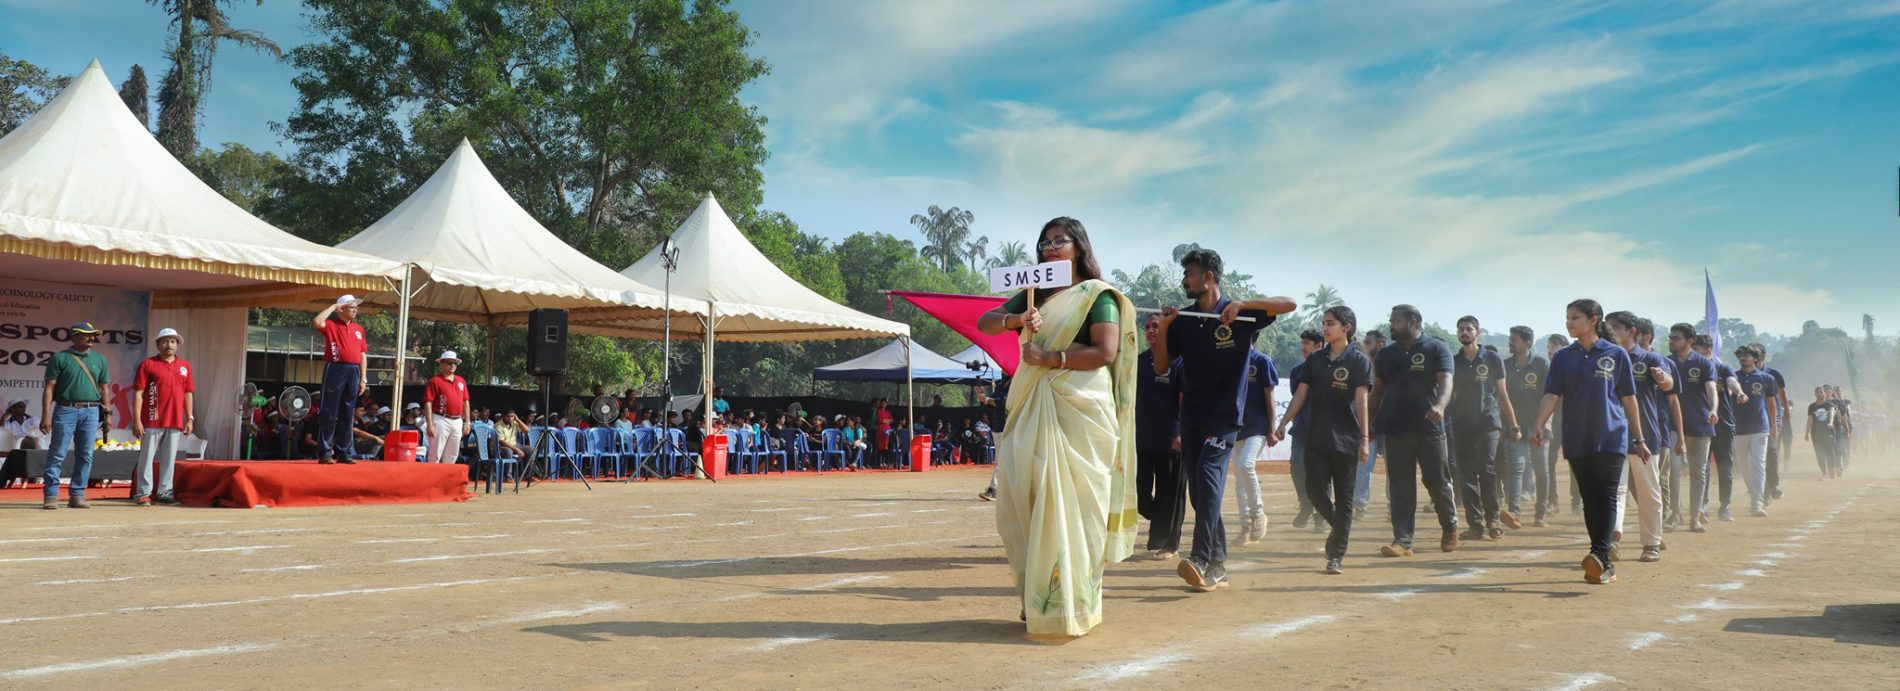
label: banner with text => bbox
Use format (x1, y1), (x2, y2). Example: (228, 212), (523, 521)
(0, 279), (150, 428)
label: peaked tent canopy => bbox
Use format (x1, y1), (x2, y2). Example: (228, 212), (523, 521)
(948, 344), (1004, 374)
(814, 339), (999, 385)
(0, 60), (406, 306)
(334, 139), (700, 326)
(609, 193), (908, 342)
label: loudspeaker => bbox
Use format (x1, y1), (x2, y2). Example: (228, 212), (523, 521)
(528, 308), (568, 375)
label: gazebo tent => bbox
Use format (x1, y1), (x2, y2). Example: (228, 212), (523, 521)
(813, 339), (1000, 385)
(604, 194), (911, 430)
(947, 344), (1004, 377)
(0, 60), (407, 457)
(332, 140), (706, 409)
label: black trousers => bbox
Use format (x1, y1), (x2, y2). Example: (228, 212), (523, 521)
(1180, 422), (1239, 565)
(1385, 433), (1459, 547)
(1568, 451), (1626, 564)
(1136, 448), (1187, 552)
(1304, 445), (1358, 559)
(1711, 429), (1736, 508)
(1452, 424), (1501, 528)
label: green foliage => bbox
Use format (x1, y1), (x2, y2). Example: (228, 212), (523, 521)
(0, 53), (64, 136)
(986, 241), (1030, 269)
(190, 143), (292, 212)
(910, 205), (976, 274)
(152, 0), (284, 158)
(1299, 284), (1344, 328)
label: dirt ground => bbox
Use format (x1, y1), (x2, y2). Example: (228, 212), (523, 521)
(2, 446), (1895, 690)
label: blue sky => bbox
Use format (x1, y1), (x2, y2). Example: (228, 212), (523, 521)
(5, 0), (1898, 338)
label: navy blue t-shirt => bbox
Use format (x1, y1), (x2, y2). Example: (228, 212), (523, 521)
(1655, 356), (1680, 449)
(1766, 367), (1788, 423)
(1287, 361), (1313, 439)
(1374, 337), (1453, 437)
(1166, 297), (1274, 430)
(1713, 360), (1738, 433)
(1544, 339), (1636, 460)
(1629, 347), (1671, 451)
(1670, 351), (1719, 438)
(1502, 353), (1548, 434)
(1300, 343), (1374, 455)
(1239, 349), (1280, 438)
(1450, 346), (1506, 431)
(1733, 368), (1779, 435)
(1136, 350), (1182, 453)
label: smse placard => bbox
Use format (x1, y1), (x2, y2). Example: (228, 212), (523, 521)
(988, 260), (1072, 293)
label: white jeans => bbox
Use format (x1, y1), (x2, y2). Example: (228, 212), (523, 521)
(1737, 432), (1769, 509)
(1234, 434), (1268, 519)
(136, 428), (183, 499)
(426, 415), (465, 464)
(1613, 452), (1664, 548)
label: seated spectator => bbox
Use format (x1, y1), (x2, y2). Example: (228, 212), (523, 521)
(5, 399), (45, 450)
(614, 410), (636, 432)
(352, 406), (391, 458)
(959, 418), (987, 464)
(495, 410), (529, 459)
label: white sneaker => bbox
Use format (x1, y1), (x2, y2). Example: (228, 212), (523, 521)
(1249, 511), (1268, 541)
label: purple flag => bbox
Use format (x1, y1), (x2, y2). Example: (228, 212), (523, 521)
(1704, 270), (1721, 355)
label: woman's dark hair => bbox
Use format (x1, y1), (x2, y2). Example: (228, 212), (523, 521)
(1323, 305), (1358, 341)
(1041, 217), (1103, 282)
(1567, 299), (1611, 340)
(1605, 310), (1641, 333)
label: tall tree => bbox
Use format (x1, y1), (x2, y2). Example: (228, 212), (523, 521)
(1864, 313), (1875, 343)
(910, 204), (975, 274)
(0, 53), (64, 137)
(152, 0), (283, 158)
(1300, 284), (1344, 327)
(118, 65), (151, 131)
(964, 234), (989, 273)
(986, 240), (1029, 269)
(279, 0), (770, 266)
(1111, 263), (1185, 310)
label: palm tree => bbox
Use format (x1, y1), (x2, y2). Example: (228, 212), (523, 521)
(1864, 313), (1875, 343)
(986, 240), (1029, 269)
(909, 205), (975, 274)
(152, 0), (283, 157)
(1301, 284), (1343, 327)
(964, 234), (989, 273)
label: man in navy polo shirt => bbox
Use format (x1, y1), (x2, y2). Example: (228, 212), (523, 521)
(1234, 347), (1281, 543)
(1368, 304), (1461, 556)
(1636, 320), (1684, 529)
(1283, 329), (1324, 532)
(1450, 316), (1519, 541)
(1760, 349), (1791, 503)
(1501, 326), (1549, 526)
(1152, 248), (1296, 592)
(1354, 330), (1388, 518)
(1694, 336), (1745, 522)
(1135, 314), (1186, 560)
(1732, 344), (1780, 517)
(1666, 324), (1720, 532)
(1607, 312), (1672, 563)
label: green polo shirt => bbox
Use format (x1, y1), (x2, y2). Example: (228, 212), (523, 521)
(45, 348), (108, 403)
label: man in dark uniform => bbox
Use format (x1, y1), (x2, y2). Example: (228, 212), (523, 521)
(1369, 305), (1461, 556)
(1450, 316), (1519, 541)
(1134, 314), (1185, 560)
(1501, 326), (1549, 526)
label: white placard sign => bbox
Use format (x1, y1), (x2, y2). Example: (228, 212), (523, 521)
(987, 260), (1072, 294)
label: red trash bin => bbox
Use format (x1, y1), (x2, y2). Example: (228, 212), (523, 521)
(702, 434), (729, 479)
(383, 429), (418, 462)
(909, 434), (932, 472)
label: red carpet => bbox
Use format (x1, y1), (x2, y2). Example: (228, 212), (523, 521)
(175, 460), (472, 509)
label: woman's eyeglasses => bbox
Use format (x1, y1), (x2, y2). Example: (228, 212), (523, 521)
(1036, 236), (1074, 251)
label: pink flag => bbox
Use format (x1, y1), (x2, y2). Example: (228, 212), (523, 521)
(888, 291), (1018, 376)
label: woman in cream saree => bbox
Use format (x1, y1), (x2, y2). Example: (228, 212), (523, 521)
(979, 217), (1139, 638)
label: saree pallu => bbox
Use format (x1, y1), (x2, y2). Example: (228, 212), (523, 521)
(995, 279), (1139, 637)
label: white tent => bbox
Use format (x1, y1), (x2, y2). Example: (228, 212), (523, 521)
(334, 140), (706, 405)
(608, 194), (910, 433)
(948, 344), (1002, 375)
(0, 60), (407, 458)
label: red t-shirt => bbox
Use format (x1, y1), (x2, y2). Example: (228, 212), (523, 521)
(320, 319), (367, 364)
(425, 374), (468, 417)
(133, 356), (195, 429)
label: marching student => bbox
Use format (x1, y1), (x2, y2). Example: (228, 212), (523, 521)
(1532, 299), (1644, 585)
(1353, 329), (1389, 519)
(1282, 329), (1325, 533)
(1546, 333), (1578, 516)
(1152, 248), (1296, 592)
(131, 327), (195, 506)
(1732, 344), (1780, 516)
(1761, 350), (1792, 503)
(1693, 336), (1745, 522)
(1450, 316), (1520, 541)
(1501, 326), (1550, 527)
(1234, 346), (1281, 543)
(1274, 307), (1372, 574)
(1636, 320), (1684, 530)
(1607, 312), (1670, 563)
(1805, 386), (1842, 479)
(1368, 304), (1461, 556)
(1665, 324), (1721, 532)
(1134, 314), (1186, 560)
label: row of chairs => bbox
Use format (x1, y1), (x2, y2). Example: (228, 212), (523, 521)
(465, 425), (703, 494)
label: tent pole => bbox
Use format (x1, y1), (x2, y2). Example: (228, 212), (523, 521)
(703, 303), (717, 434)
(904, 335), (914, 468)
(389, 265), (413, 414)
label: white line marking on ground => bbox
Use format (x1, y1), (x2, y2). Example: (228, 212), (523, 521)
(714, 521), (751, 527)
(356, 538), (438, 544)
(847, 512), (891, 518)
(748, 507), (800, 513)
(1765, 543), (1802, 548)
(559, 530), (593, 536)
(798, 516), (828, 521)
(242, 565), (326, 573)
(390, 549), (560, 564)
(0, 577), (538, 626)
(1077, 653), (1192, 683)
(483, 601), (625, 626)
(1248, 614), (1337, 638)
(1751, 559), (1778, 567)
(451, 534), (511, 540)
(0, 536), (114, 545)
(1700, 582), (1746, 592)
(180, 545), (291, 554)
(1518, 550), (1550, 559)
(1627, 632), (1666, 651)
(0, 555), (96, 563)
(911, 509), (946, 513)
(1757, 552), (1790, 559)
(1435, 567), (1486, 580)
(1735, 569), (1767, 578)
(0, 643), (277, 680)
(627, 513), (695, 519)
(187, 528), (308, 537)
(1552, 672), (1621, 690)
(523, 518), (589, 524)
(652, 535), (991, 570)
(35, 575), (150, 586)
(747, 634), (837, 652)
(1680, 598), (1766, 611)
(1376, 588), (1422, 602)
(1667, 614), (1699, 624)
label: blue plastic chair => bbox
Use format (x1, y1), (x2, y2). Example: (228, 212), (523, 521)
(664, 428), (700, 475)
(469, 424), (515, 494)
(891, 429), (913, 469)
(818, 429), (849, 471)
(629, 427), (659, 478)
(579, 427), (620, 479)
(759, 429), (790, 472)
(555, 427), (582, 479)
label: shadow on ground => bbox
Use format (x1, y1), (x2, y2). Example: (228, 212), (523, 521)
(1725, 603), (1900, 647)
(548, 555), (1006, 579)
(524, 618), (1035, 646)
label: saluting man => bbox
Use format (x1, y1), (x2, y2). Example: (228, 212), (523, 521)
(423, 351), (470, 464)
(132, 327), (195, 506)
(312, 294), (368, 464)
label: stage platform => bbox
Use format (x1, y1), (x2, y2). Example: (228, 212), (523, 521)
(176, 460), (472, 509)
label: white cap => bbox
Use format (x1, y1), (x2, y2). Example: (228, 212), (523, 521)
(154, 327), (182, 343)
(438, 350), (461, 363)
(405, 402), (422, 410)
(377, 406), (392, 415)
(337, 294), (363, 306)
